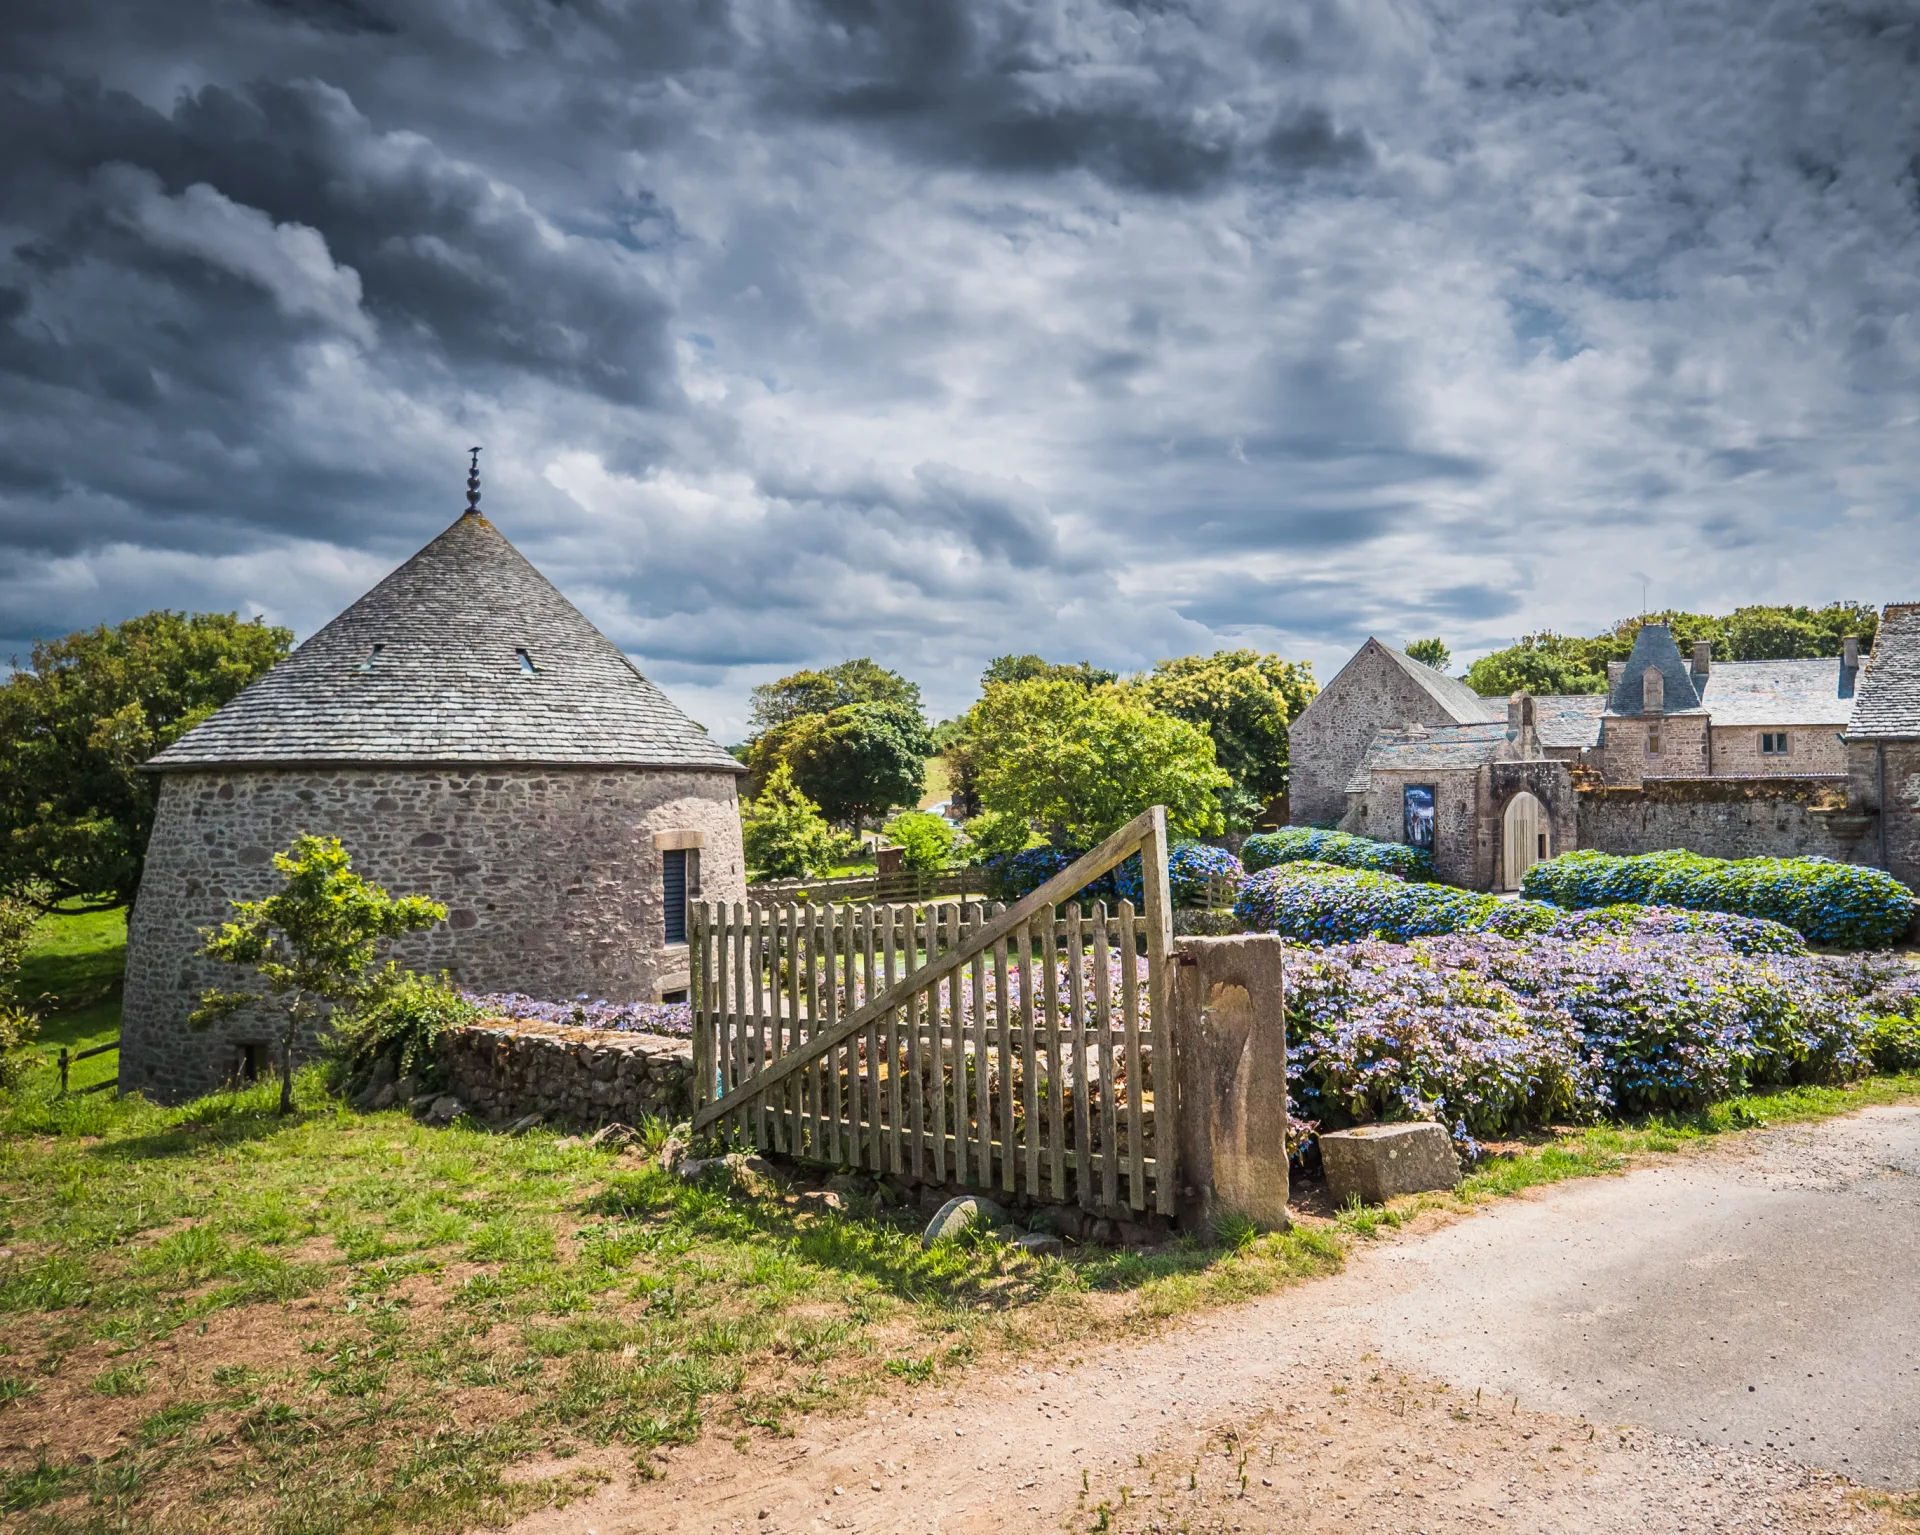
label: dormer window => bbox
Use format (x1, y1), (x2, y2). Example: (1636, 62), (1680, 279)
(358, 644), (385, 673)
(515, 648), (537, 676)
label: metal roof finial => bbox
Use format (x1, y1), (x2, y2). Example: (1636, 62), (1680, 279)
(466, 447), (482, 515)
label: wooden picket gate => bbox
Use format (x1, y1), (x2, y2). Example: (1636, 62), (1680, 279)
(690, 807), (1177, 1215)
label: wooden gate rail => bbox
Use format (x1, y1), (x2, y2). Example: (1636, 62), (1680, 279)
(690, 806), (1175, 1215)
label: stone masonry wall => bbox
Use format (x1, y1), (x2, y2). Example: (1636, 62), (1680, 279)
(1592, 714), (1710, 788)
(122, 764), (745, 1103)
(1291, 648), (1463, 827)
(1577, 777), (1872, 864)
(1710, 724), (1848, 778)
(1340, 766), (1481, 887)
(438, 1021), (694, 1126)
(1847, 740), (1920, 888)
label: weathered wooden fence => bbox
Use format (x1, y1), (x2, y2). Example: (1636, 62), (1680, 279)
(746, 868), (980, 905)
(691, 807), (1176, 1215)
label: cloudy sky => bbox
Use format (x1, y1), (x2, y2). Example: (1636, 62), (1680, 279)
(3, 0), (1917, 738)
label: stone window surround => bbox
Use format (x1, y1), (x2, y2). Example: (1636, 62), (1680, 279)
(653, 829), (704, 999)
(1761, 731), (1791, 756)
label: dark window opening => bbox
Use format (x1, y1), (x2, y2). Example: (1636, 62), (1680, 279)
(1647, 724), (1662, 755)
(1537, 832), (1548, 860)
(359, 644), (385, 673)
(1761, 731), (1789, 756)
(234, 1042), (266, 1082)
(663, 848), (688, 945)
(516, 648), (537, 675)
(660, 988), (689, 1004)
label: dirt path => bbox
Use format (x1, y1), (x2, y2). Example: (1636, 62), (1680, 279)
(507, 1108), (1920, 1535)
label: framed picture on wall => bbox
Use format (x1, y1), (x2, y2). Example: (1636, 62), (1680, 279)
(1404, 784), (1436, 849)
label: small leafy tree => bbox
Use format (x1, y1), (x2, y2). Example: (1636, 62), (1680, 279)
(958, 808), (1036, 863)
(881, 811), (956, 870)
(970, 678), (1230, 845)
(191, 836), (445, 1113)
(741, 762), (838, 879)
(1403, 638), (1451, 672)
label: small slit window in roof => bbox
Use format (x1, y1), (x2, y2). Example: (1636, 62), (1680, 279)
(515, 648), (537, 676)
(358, 644), (384, 673)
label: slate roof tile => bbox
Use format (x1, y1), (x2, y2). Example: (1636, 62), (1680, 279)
(1847, 606), (1920, 739)
(147, 512), (745, 772)
(1697, 658), (1857, 727)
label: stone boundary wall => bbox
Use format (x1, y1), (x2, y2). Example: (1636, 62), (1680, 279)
(437, 1020), (695, 1127)
(1577, 777), (1875, 864)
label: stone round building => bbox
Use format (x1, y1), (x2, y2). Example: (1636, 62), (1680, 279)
(122, 498), (747, 1102)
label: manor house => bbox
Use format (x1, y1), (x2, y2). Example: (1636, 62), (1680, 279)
(1291, 618), (1912, 892)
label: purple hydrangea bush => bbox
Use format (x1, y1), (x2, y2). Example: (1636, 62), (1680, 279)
(463, 991), (694, 1037)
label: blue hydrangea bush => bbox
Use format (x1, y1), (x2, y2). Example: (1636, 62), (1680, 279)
(1234, 862), (1559, 943)
(1520, 849), (1916, 950)
(1285, 908), (1908, 1156)
(983, 842), (1239, 910)
(1240, 827), (1433, 881)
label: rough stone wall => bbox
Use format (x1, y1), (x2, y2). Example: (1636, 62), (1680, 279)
(1593, 715), (1710, 787)
(437, 1021), (694, 1127)
(122, 764), (745, 1103)
(1291, 648), (1463, 826)
(1340, 766), (1481, 887)
(1577, 777), (1871, 864)
(1710, 725), (1847, 778)
(1846, 741), (1920, 887)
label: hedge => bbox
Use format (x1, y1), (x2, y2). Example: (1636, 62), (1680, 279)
(1240, 827), (1433, 881)
(1234, 862), (1553, 943)
(983, 842), (1241, 909)
(1519, 849), (1916, 950)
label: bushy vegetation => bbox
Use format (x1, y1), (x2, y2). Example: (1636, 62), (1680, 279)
(1521, 848), (1916, 949)
(328, 969), (481, 1083)
(0, 892), (40, 1087)
(745, 659), (931, 828)
(1240, 826), (1434, 881)
(1289, 915), (1911, 1152)
(1462, 603), (1878, 697)
(1166, 843), (1244, 908)
(1236, 862), (1541, 943)
(880, 810), (955, 870)
(741, 761), (838, 879)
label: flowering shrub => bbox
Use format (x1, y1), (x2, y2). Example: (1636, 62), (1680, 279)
(983, 846), (1143, 907)
(1520, 849), (1916, 950)
(1234, 863), (1560, 943)
(1240, 827), (1433, 881)
(464, 991), (694, 1038)
(1167, 843), (1244, 907)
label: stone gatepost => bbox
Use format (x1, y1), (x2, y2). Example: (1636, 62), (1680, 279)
(1170, 935), (1290, 1233)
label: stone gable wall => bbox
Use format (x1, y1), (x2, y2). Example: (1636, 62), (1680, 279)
(1291, 647), (1461, 826)
(122, 764), (745, 1103)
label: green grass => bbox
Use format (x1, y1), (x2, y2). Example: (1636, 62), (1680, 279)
(1, 908), (1913, 1533)
(14, 907), (125, 1084)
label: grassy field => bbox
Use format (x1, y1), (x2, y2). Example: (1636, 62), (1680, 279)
(0, 910), (1913, 1533)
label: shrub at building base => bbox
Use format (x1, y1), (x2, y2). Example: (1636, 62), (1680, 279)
(1240, 827), (1434, 881)
(1521, 848), (1916, 949)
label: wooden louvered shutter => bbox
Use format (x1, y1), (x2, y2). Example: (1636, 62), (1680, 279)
(662, 849), (688, 944)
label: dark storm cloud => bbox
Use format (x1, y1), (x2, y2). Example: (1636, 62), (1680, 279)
(2, 0), (1918, 735)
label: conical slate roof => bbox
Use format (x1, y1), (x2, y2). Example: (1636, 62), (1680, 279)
(1603, 623), (1706, 717)
(147, 511), (744, 772)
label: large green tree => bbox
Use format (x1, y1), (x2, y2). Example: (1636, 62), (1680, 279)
(1463, 631), (1610, 696)
(968, 678), (1230, 846)
(1127, 649), (1317, 831)
(745, 659), (930, 827)
(0, 612), (292, 911)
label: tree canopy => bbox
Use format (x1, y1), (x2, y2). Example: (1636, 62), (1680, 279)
(967, 677), (1230, 846)
(747, 658), (924, 737)
(0, 611), (292, 910)
(745, 659), (930, 826)
(1127, 649), (1317, 832)
(1464, 604), (1880, 697)
(979, 654), (1116, 691)
(740, 761), (838, 879)
(1402, 638), (1451, 671)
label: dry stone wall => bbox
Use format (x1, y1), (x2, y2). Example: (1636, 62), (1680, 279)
(122, 763), (744, 1103)
(437, 1021), (694, 1126)
(1577, 777), (1873, 864)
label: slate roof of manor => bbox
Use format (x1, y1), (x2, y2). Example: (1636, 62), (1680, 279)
(1374, 641), (1503, 723)
(1698, 658), (1858, 727)
(1847, 605), (1920, 739)
(1479, 693), (1607, 749)
(147, 511), (744, 772)
(1345, 722), (1508, 789)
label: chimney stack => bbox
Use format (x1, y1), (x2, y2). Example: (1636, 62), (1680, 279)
(1607, 659), (1626, 690)
(1843, 635), (1860, 669)
(1692, 640), (1711, 676)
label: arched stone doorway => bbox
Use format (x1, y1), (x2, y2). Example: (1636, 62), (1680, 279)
(1502, 790), (1550, 890)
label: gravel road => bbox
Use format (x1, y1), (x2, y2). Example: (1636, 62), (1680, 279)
(505, 1105), (1920, 1535)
